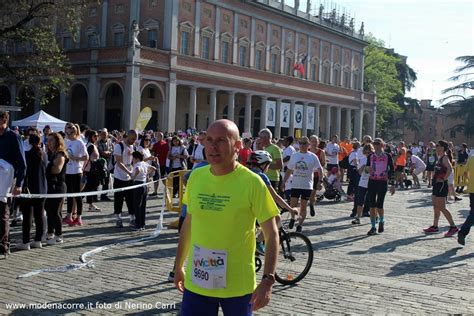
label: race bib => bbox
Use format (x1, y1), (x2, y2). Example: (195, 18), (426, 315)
(192, 245), (227, 289)
(428, 156), (435, 163)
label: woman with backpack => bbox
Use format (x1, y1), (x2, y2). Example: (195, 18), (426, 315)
(168, 136), (188, 197)
(83, 130), (101, 212)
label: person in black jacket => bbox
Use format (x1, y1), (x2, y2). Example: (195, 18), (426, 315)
(0, 111), (26, 257)
(17, 134), (47, 250)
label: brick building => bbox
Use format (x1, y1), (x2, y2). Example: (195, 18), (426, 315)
(402, 99), (473, 146)
(1, 0), (376, 138)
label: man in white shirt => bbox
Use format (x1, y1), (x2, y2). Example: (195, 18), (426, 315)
(407, 150), (426, 189)
(325, 135), (340, 172)
(282, 136), (322, 232)
(113, 130), (137, 228)
(190, 131), (206, 169)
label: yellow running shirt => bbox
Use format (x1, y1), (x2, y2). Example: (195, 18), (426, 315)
(183, 163), (279, 298)
(264, 144), (282, 182)
(466, 156), (474, 194)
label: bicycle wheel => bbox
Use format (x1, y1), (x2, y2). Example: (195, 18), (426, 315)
(275, 231), (314, 285)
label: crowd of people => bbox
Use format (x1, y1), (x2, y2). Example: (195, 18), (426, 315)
(1, 110), (474, 313)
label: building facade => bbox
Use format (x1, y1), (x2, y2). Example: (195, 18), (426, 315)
(402, 99), (473, 146)
(1, 0), (377, 139)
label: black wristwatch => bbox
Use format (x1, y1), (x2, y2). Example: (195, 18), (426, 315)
(262, 274), (275, 285)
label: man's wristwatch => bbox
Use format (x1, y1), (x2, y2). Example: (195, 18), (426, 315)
(262, 274), (275, 285)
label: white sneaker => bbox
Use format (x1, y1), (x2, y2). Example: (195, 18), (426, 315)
(15, 214), (23, 222)
(55, 236), (64, 244)
(47, 234), (56, 245)
(16, 243), (30, 250)
(30, 241), (42, 249)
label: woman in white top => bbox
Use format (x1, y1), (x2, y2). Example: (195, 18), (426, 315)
(83, 130), (101, 212)
(64, 123), (88, 226)
(167, 136), (188, 197)
(406, 150), (426, 189)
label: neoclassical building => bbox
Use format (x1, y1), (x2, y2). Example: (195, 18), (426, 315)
(1, 0), (377, 139)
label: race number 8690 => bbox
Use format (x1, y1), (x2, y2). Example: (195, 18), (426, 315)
(194, 268), (209, 281)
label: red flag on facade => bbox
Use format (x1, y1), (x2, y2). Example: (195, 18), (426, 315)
(293, 54), (307, 77)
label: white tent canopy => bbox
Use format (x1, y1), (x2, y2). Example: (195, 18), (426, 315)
(12, 110), (67, 132)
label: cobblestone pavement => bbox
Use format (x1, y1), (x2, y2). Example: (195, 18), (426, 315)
(1, 184), (473, 315)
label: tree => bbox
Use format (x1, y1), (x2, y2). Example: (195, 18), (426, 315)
(0, 1), (97, 104)
(363, 35), (403, 138)
(441, 56), (474, 136)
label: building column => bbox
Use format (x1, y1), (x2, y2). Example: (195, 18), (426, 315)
(314, 103), (320, 136)
(325, 105), (331, 139)
(302, 102), (308, 136)
(214, 7), (221, 61)
(227, 91), (235, 121)
(289, 100), (295, 137)
(345, 109), (352, 138)
(260, 96), (267, 130)
(165, 74), (177, 132)
(354, 103), (364, 141)
(100, 0), (108, 47)
(193, 0), (201, 57)
(335, 106), (341, 137)
(244, 93), (252, 134)
(372, 106), (377, 138)
(275, 98), (282, 139)
(188, 86), (197, 129)
(209, 88), (217, 124)
(87, 68), (98, 128)
(123, 48), (140, 131)
(232, 13), (239, 64)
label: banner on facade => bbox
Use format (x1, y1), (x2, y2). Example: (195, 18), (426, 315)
(294, 104), (303, 129)
(281, 102), (290, 128)
(307, 106), (315, 130)
(135, 107), (153, 131)
(265, 100), (276, 127)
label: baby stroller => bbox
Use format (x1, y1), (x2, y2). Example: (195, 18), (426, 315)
(322, 177), (342, 202)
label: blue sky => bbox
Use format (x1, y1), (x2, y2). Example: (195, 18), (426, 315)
(287, 0), (474, 105)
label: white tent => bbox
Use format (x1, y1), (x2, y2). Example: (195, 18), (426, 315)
(12, 110), (67, 132)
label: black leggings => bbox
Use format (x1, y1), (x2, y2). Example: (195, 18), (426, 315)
(45, 183), (65, 237)
(133, 181), (148, 228)
(367, 180), (388, 209)
(66, 173), (83, 216)
(20, 198), (45, 244)
(83, 171), (99, 204)
(171, 167), (183, 195)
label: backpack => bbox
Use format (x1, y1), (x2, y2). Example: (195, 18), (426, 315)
(91, 158), (108, 184)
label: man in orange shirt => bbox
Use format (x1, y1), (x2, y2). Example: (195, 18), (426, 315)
(338, 137), (352, 182)
(395, 141), (407, 189)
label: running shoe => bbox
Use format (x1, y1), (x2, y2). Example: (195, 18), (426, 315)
(288, 218), (295, 229)
(351, 218), (360, 225)
(47, 235), (56, 246)
(378, 222), (384, 233)
(30, 241), (42, 249)
(444, 226), (459, 238)
(455, 197), (462, 201)
(16, 243), (30, 251)
(256, 242), (265, 255)
(457, 231), (466, 246)
(63, 216), (74, 225)
(309, 203), (315, 217)
(423, 226), (439, 233)
(168, 272), (175, 283)
(367, 227), (377, 236)
(296, 225), (303, 233)
(70, 218), (83, 226)
(88, 205), (101, 212)
(55, 236), (64, 244)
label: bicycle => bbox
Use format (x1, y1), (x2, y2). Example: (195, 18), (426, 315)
(255, 212), (314, 285)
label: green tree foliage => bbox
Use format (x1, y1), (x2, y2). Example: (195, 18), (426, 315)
(0, 1), (97, 103)
(441, 55), (474, 136)
(363, 35), (403, 138)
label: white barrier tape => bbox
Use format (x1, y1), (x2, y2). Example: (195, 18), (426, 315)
(3, 179), (163, 199)
(17, 185), (169, 279)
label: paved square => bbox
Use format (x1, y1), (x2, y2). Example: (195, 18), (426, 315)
(1, 185), (473, 315)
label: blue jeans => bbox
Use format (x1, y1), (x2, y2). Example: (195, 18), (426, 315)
(460, 193), (474, 236)
(181, 289), (252, 316)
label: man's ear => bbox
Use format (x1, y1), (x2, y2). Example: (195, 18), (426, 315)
(234, 139), (243, 152)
